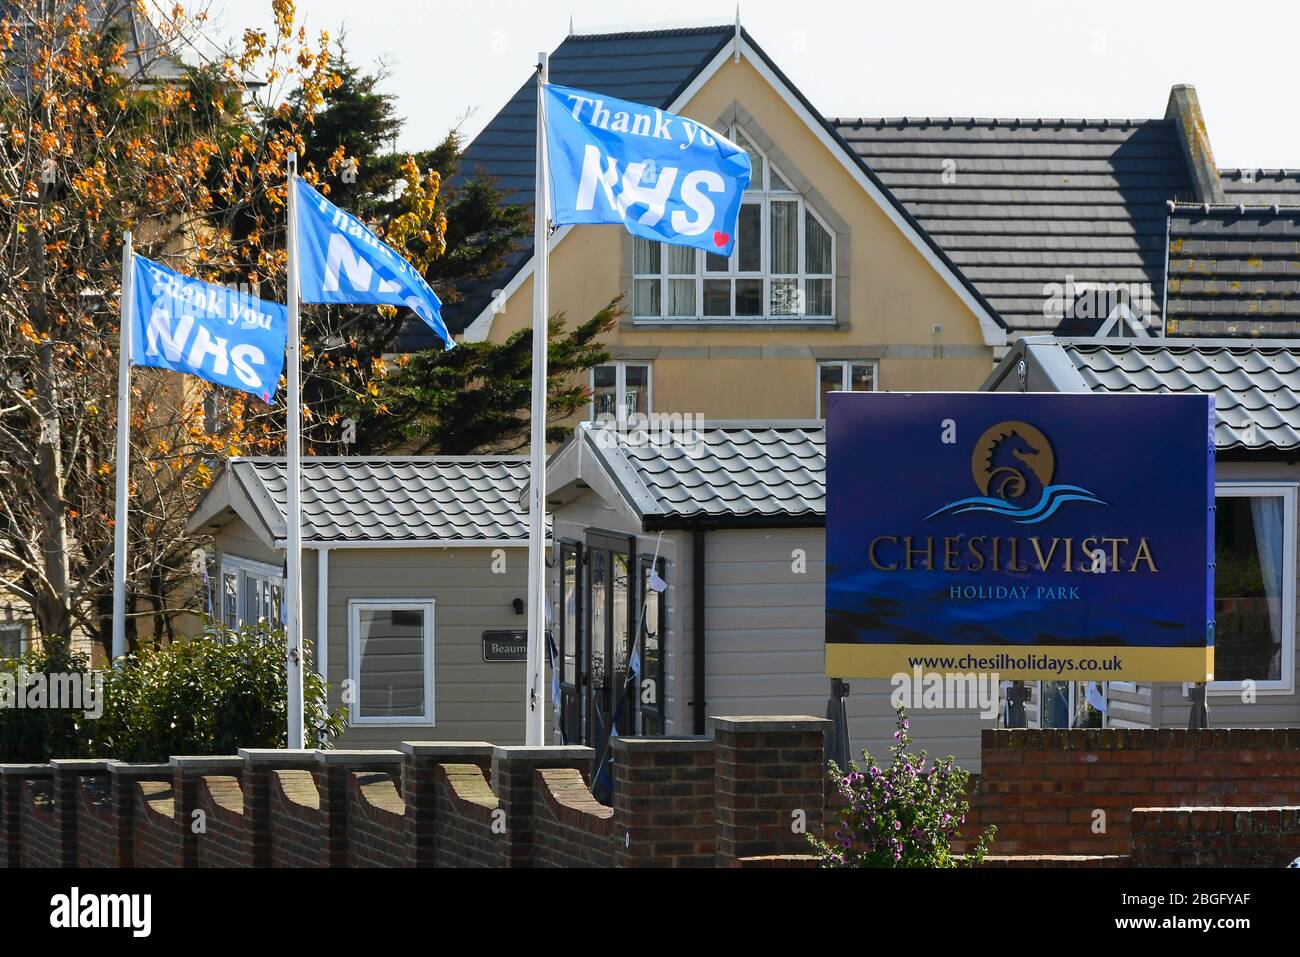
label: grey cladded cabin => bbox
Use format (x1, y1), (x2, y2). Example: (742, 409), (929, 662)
(543, 420), (994, 771)
(986, 337), (1300, 730)
(187, 457), (541, 747)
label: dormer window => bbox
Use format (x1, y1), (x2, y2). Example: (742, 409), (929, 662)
(632, 128), (834, 322)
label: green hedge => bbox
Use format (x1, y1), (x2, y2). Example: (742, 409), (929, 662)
(0, 624), (346, 763)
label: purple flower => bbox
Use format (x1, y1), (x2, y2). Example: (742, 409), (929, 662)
(893, 820), (902, 830)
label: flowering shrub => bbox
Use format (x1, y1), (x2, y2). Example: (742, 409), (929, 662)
(810, 707), (994, 867)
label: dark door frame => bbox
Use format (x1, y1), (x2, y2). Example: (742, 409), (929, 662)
(582, 529), (636, 755)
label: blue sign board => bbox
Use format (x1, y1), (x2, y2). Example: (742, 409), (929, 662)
(825, 392), (1215, 681)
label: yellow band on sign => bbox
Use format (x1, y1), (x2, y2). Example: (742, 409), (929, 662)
(824, 644), (1214, 682)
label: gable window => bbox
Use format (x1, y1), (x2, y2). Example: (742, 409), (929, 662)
(220, 555), (284, 628)
(1209, 483), (1296, 694)
(816, 361), (877, 417)
(348, 599), (435, 725)
(590, 362), (651, 423)
(632, 128), (834, 322)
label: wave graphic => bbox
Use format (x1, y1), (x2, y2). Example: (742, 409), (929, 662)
(926, 484), (1107, 525)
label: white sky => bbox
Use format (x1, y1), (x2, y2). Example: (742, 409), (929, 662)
(206, 0), (1296, 170)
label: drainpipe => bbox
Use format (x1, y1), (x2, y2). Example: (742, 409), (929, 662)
(1161, 206), (1172, 337)
(693, 530), (707, 734)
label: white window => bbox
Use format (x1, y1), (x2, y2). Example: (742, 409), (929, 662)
(1208, 483), (1297, 695)
(816, 360), (877, 417)
(0, 621), (28, 659)
(219, 555), (284, 629)
(632, 128), (834, 322)
(348, 599), (435, 726)
(590, 362), (651, 423)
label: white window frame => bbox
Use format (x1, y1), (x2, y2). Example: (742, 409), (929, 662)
(588, 362), (653, 423)
(219, 555), (284, 628)
(347, 598), (436, 727)
(632, 127), (835, 323)
(0, 620), (29, 658)
(1203, 482), (1297, 696)
(815, 360), (878, 417)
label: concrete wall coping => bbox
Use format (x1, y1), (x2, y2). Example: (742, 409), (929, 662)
(171, 756), (246, 772)
(106, 762), (173, 777)
(49, 759), (112, 771)
(709, 716), (831, 734)
(237, 748), (318, 767)
(611, 736), (713, 753)
(315, 750), (403, 767)
(399, 741), (495, 758)
(0, 764), (54, 777)
(492, 746), (595, 762)
(1133, 805), (1300, 813)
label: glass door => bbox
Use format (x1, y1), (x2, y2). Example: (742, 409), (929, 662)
(583, 531), (635, 799)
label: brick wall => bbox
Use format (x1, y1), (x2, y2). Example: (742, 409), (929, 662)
(532, 768), (615, 867)
(612, 737), (715, 867)
(10, 718), (1295, 869)
(19, 777), (59, 869)
(401, 742), (494, 868)
(433, 763), (506, 867)
(268, 769), (325, 868)
(76, 776), (116, 867)
(713, 717), (828, 866)
(195, 776), (252, 868)
(345, 772), (406, 868)
(960, 729), (1300, 857)
(132, 780), (178, 868)
(1131, 806), (1300, 867)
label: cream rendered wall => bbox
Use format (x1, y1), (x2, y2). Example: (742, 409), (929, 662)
(478, 55), (996, 421)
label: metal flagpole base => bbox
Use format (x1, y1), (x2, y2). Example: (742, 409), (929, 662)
(1187, 682), (1210, 729)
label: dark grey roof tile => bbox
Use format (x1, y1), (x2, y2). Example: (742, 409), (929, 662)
(231, 457), (536, 543)
(1060, 340), (1300, 451)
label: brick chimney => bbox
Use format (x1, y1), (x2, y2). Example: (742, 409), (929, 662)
(1165, 84), (1224, 204)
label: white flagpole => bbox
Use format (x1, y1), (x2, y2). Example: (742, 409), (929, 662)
(525, 52), (550, 746)
(285, 153), (305, 749)
(111, 231), (134, 661)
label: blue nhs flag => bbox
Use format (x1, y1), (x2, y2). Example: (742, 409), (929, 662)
(131, 255), (287, 403)
(543, 83), (752, 256)
(293, 177), (453, 348)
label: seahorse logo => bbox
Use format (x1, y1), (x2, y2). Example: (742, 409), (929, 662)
(927, 420), (1106, 524)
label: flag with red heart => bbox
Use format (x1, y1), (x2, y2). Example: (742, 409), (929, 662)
(543, 82), (752, 257)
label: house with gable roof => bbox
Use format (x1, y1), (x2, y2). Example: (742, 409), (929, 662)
(424, 25), (1297, 425)
(184, 20), (1300, 761)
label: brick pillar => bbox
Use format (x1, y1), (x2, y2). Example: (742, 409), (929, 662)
(492, 746), (595, 868)
(49, 758), (110, 867)
(170, 756), (244, 868)
(236, 749), (318, 868)
(316, 750), (403, 867)
(711, 716), (829, 866)
(400, 742), (494, 868)
(106, 762), (171, 868)
(611, 737), (715, 867)
(0, 764), (52, 868)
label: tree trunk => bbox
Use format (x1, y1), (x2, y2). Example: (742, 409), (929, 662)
(28, 211), (72, 643)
